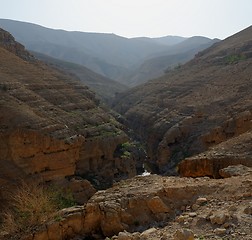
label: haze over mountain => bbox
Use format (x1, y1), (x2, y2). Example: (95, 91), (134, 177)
(0, 16), (252, 239)
(0, 19), (218, 86)
(113, 25), (252, 175)
(31, 51), (128, 103)
(0, 27), (139, 193)
(124, 37), (220, 86)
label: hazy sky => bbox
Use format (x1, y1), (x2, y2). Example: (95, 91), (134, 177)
(1, 0), (251, 39)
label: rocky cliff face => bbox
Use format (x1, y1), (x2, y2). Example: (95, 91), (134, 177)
(7, 171), (252, 239)
(0, 29), (138, 205)
(178, 130), (252, 178)
(0, 28), (34, 61)
(113, 26), (252, 174)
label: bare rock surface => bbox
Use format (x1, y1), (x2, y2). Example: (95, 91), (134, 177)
(7, 171), (251, 240)
(219, 164), (252, 178)
(179, 130), (252, 178)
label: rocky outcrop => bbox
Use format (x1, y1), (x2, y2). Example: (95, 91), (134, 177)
(179, 130), (252, 178)
(0, 129), (84, 181)
(219, 164), (252, 178)
(8, 171), (252, 240)
(76, 134), (136, 188)
(0, 28), (34, 61)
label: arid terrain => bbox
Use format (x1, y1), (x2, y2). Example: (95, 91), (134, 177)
(2, 167), (251, 240)
(0, 22), (251, 240)
(0, 27), (142, 206)
(113, 25), (252, 176)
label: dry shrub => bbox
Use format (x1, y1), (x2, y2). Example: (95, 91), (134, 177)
(1, 181), (57, 235)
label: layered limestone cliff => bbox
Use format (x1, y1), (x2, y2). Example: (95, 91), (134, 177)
(178, 130), (252, 178)
(0, 29), (138, 206)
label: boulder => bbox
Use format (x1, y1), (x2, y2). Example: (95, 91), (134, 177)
(219, 164), (252, 178)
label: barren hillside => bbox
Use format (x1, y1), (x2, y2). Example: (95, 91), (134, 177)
(113, 25), (252, 174)
(0, 28), (138, 197)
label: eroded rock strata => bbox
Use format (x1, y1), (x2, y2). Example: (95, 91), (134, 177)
(113, 26), (252, 174)
(8, 171), (251, 239)
(0, 28), (137, 205)
(179, 130), (252, 178)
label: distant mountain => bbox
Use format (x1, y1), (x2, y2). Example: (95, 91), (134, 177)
(123, 37), (220, 86)
(132, 35), (186, 46)
(150, 36), (219, 58)
(113, 25), (252, 174)
(0, 19), (170, 79)
(32, 51), (128, 103)
(0, 19), (218, 87)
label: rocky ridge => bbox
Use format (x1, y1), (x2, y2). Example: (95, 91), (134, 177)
(0, 28), (138, 206)
(113, 25), (252, 175)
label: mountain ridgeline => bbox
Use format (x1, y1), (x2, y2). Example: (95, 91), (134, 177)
(0, 27), (143, 199)
(113, 25), (252, 175)
(0, 19), (218, 88)
(0, 19), (252, 240)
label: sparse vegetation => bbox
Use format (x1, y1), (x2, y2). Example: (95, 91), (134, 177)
(1, 181), (55, 234)
(225, 54), (246, 64)
(120, 141), (134, 159)
(174, 63), (182, 70)
(0, 181), (75, 236)
(50, 186), (76, 209)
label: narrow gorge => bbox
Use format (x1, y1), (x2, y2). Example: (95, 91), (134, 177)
(0, 24), (251, 240)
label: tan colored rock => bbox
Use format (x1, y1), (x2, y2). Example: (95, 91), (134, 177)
(244, 205), (252, 215)
(118, 231), (133, 240)
(173, 229), (194, 240)
(83, 203), (101, 234)
(219, 164), (252, 178)
(0, 129), (84, 182)
(33, 228), (49, 240)
(210, 212), (228, 225)
(68, 178), (96, 204)
(214, 228), (226, 235)
(188, 212), (197, 217)
(47, 221), (62, 240)
(178, 130), (252, 178)
(147, 196), (170, 213)
(100, 206), (125, 236)
(140, 228), (157, 239)
(196, 197), (207, 205)
(65, 212), (83, 234)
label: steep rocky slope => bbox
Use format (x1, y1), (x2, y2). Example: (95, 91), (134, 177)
(124, 37), (219, 87)
(31, 51), (128, 103)
(113, 25), (252, 174)
(0, 28), (138, 203)
(0, 19), (217, 87)
(179, 129), (252, 178)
